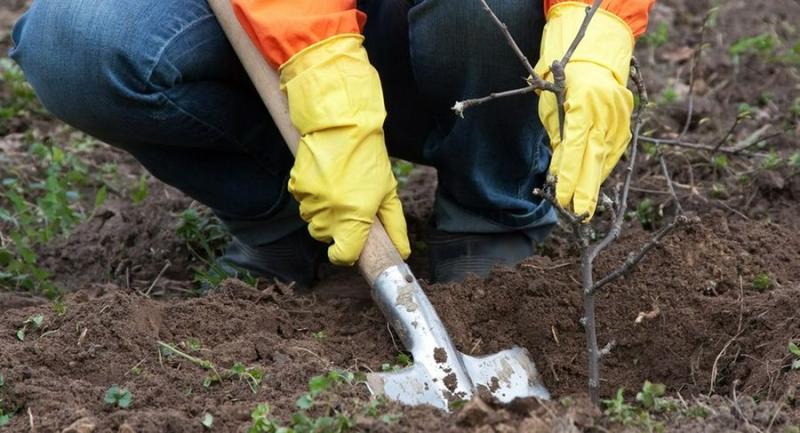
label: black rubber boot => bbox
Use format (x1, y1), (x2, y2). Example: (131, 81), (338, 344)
(426, 227), (536, 283)
(218, 227), (326, 288)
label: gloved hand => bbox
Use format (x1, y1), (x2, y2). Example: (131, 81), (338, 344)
(280, 35), (410, 266)
(535, 3), (635, 219)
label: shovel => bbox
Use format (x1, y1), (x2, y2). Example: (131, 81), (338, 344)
(207, 0), (550, 410)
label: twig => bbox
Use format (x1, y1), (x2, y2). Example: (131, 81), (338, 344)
(592, 215), (689, 292)
(640, 136), (767, 158)
(709, 276), (745, 395)
(558, 0), (603, 66)
(477, 0), (537, 80)
(710, 115), (746, 153)
(452, 86), (535, 118)
(144, 261), (171, 297)
(659, 153), (684, 214)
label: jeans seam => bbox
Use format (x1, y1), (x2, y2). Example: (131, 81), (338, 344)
(144, 13), (216, 87)
(146, 12), (247, 150)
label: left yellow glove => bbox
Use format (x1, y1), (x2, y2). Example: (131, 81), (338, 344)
(535, 2), (635, 219)
(280, 35), (411, 266)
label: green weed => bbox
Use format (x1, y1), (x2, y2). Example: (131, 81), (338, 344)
(0, 138), (106, 297)
(248, 370), (397, 433)
(633, 198), (659, 230)
(130, 174), (150, 204)
(788, 152), (800, 173)
(104, 385), (133, 408)
(391, 159), (414, 188)
(789, 342), (800, 370)
(201, 413), (214, 429)
(603, 382), (675, 433)
(730, 34), (776, 64)
(711, 154), (729, 170)
(0, 58), (41, 125)
(381, 353), (413, 372)
(0, 372), (9, 427)
(15, 314), (44, 341)
(658, 87), (678, 105)
(174, 207), (257, 289)
(157, 341), (264, 393)
(641, 23), (669, 49)
(752, 273), (771, 292)
(761, 152), (783, 170)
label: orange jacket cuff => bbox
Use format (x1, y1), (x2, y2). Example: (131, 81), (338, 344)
(231, 0), (366, 69)
(544, 0), (655, 37)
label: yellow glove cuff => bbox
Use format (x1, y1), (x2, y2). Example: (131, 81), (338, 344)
(278, 34), (385, 138)
(534, 2), (634, 86)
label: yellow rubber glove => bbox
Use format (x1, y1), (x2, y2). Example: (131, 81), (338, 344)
(534, 2), (635, 219)
(280, 35), (411, 265)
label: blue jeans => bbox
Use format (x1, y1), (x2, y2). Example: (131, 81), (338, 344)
(10, 0), (556, 244)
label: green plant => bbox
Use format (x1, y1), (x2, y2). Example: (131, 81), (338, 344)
(15, 314), (44, 341)
(201, 413), (214, 429)
(130, 174), (150, 204)
(0, 408), (10, 427)
(176, 208), (229, 258)
(51, 299), (67, 316)
(658, 87), (678, 105)
(788, 152), (800, 172)
(229, 362), (265, 394)
(761, 152), (783, 170)
(391, 159), (415, 188)
(789, 342), (800, 370)
(103, 385), (133, 409)
(311, 331), (326, 342)
(0, 58), (42, 124)
(295, 370), (356, 410)
(157, 342), (264, 393)
(730, 34), (776, 64)
(752, 273), (771, 291)
(0, 372), (9, 427)
(247, 370), (394, 433)
(174, 207), (253, 289)
(380, 353), (413, 372)
(603, 382), (674, 433)
(791, 97), (800, 117)
(633, 198), (659, 230)
(0, 138), (106, 297)
(640, 22), (669, 49)
(711, 154), (729, 170)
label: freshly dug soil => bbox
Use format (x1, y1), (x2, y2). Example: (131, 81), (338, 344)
(1, 212), (799, 432)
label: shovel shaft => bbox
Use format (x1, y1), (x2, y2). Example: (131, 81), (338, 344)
(207, 0), (403, 285)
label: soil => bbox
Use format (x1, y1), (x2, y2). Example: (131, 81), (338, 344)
(2, 0), (799, 432)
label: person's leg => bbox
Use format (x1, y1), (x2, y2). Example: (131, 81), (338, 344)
(406, 0), (555, 236)
(404, 0), (557, 281)
(10, 0), (322, 285)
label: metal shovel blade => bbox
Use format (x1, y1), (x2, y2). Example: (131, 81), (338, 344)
(365, 265), (549, 411)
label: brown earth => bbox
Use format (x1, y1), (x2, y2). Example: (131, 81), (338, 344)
(2, 0), (800, 432)
(1, 209), (799, 432)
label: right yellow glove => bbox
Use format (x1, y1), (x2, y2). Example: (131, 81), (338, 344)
(280, 35), (411, 266)
(535, 2), (635, 219)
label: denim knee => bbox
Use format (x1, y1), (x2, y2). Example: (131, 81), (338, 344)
(409, 0), (545, 97)
(9, 0), (218, 140)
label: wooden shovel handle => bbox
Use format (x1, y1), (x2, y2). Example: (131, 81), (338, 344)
(208, 0), (405, 286)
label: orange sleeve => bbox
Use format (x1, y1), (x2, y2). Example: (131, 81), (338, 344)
(231, 0), (366, 69)
(544, 0), (655, 37)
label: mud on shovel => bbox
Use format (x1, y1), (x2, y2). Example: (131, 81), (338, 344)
(208, 0), (550, 410)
